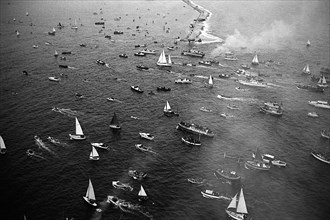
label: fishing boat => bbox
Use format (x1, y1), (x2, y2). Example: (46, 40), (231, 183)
(207, 75), (213, 88)
(302, 64), (310, 74)
(175, 78), (192, 84)
(225, 188), (249, 220)
(157, 50), (172, 67)
(89, 146), (100, 160)
(321, 130), (330, 139)
(0, 136), (6, 154)
(138, 185), (148, 201)
(71, 19), (78, 29)
(238, 79), (268, 87)
(135, 143), (152, 152)
(317, 75), (328, 88)
(112, 181), (133, 191)
(131, 85), (144, 93)
(214, 167), (241, 181)
(48, 76), (60, 82)
(83, 179), (97, 206)
(251, 53), (259, 65)
(181, 136), (201, 146)
(163, 101), (179, 117)
(128, 170), (147, 180)
(306, 40), (311, 47)
(109, 112), (121, 130)
(176, 121), (214, 137)
(245, 148), (270, 170)
(201, 189), (225, 199)
(181, 49), (205, 57)
(91, 143), (109, 150)
(139, 133), (154, 140)
(69, 117), (86, 140)
(308, 100), (330, 109)
(307, 112), (319, 117)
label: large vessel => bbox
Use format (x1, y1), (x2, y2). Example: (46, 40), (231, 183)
(308, 100), (330, 109)
(181, 49), (205, 57)
(176, 121), (214, 137)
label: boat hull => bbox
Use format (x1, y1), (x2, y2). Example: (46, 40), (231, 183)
(245, 161), (270, 170)
(181, 137), (201, 146)
(177, 122), (214, 137)
(311, 151), (330, 164)
(215, 169), (241, 180)
(109, 125), (121, 130)
(225, 210), (245, 220)
(69, 134), (86, 140)
(83, 196), (97, 207)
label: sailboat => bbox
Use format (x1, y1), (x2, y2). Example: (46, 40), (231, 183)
(71, 19), (78, 29)
(207, 75), (213, 88)
(138, 185), (148, 201)
(54, 50), (58, 57)
(16, 31), (20, 37)
(302, 64), (310, 74)
(89, 146), (100, 160)
(251, 53), (259, 65)
(317, 75), (328, 88)
(69, 117), (86, 140)
(157, 50), (172, 67)
(83, 179), (97, 206)
(245, 148), (270, 170)
(163, 101), (179, 117)
(0, 135), (6, 154)
(225, 188), (248, 220)
(109, 112), (121, 130)
(306, 40), (311, 47)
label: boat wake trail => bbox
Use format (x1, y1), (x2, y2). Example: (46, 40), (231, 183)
(47, 136), (68, 147)
(68, 66), (77, 69)
(26, 149), (47, 160)
(34, 136), (56, 155)
(52, 107), (83, 117)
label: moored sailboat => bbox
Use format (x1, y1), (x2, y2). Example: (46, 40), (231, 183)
(109, 112), (121, 130)
(251, 53), (259, 65)
(69, 117), (86, 140)
(0, 135), (6, 154)
(83, 179), (97, 206)
(89, 146), (100, 160)
(225, 188), (248, 220)
(157, 50), (172, 67)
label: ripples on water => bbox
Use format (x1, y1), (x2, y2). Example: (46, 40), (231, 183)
(0, 1), (330, 220)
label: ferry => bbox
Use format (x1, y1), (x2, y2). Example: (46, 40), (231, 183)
(181, 49), (205, 57)
(176, 121), (214, 137)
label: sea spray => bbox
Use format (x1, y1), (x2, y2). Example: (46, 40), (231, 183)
(34, 136), (56, 155)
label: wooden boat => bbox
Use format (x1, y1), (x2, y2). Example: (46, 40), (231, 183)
(109, 112), (121, 130)
(177, 121), (214, 137)
(311, 151), (330, 164)
(83, 179), (97, 206)
(181, 136), (201, 146)
(0, 136), (6, 154)
(48, 76), (60, 82)
(139, 133), (154, 140)
(91, 143), (109, 150)
(225, 188), (249, 220)
(163, 101), (179, 117)
(251, 53), (259, 65)
(131, 85), (144, 93)
(321, 130), (330, 139)
(69, 117), (86, 140)
(112, 181), (133, 191)
(89, 146), (100, 160)
(138, 185), (148, 201)
(214, 167), (241, 181)
(245, 148), (270, 170)
(157, 50), (172, 67)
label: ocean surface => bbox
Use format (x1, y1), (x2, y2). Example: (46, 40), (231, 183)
(0, 1), (329, 220)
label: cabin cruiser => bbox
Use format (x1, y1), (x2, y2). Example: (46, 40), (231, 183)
(308, 100), (330, 109)
(175, 78), (192, 84)
(181, 49), (205, 57)
(176, 121), (214, 137)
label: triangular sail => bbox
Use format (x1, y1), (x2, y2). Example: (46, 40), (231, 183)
(227, 193), (237, 209)
(138, 185), (147, 197)
(168, 55), (172, 64)
(90, 146), (99, 157)
(208, 75), (213, 85)
(158, 50), (167, 64)
(54, 50), (58, 56)
(110, 112), (120, 126)
(252, 54), (259, 64)
(75, 117), (84, 135)
(164, 101), (171, 111)
(303, 64), (310, 73)
(52, 27), (56, 32)
(236, 188), (248, 214)
(322, 75), (327, 84)
(86, 179), (96, 200)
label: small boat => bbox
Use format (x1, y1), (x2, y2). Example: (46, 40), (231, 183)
(54, 50), (59, 57)
(112, 181), (133, 191)
(201, 189), (225, 199)
(176, 121), (214, 137)
(224, 55), (238, 61)
(307, 112), (319, 117)
(163, 101), (179, 117)
(317, 75), (328, 88)
(109, 112), (121, 130)
(187, 178), (206, 184)
(114, 30), (123, 34)
(71, 19), (78, 29)
(140, 48), (157, 54)
(128, 170), (147, 180)
(199, 60), (212, 66)
(321, 130), (330, 139)
(227, 104), (239, 110)
(200, 107), (212, 112)
(62, 51), (72, 55)
(167, 46), (176, 50)
(119, 53), (128, 58)
(139, 133), (154, 140)
(96, 59), (106, 65)
(135, 143), (152, 152)
(0, 136), (6, 154)
(138, 185), (148, 201)
(175, 78), (192, 84)
(238, 79), (268, 87)
(47, 136), (61, 145)
(181, 49), (205, 57)
(134, 52), (146, 57)
(131, 85), (144, 93)
(136, 65), (149, 70)
(157, 50), (172, 67)
(48, 76), (60, 82)
(245, 148), (270, 171)
(271, 159), (287, 167)
(215, 168), (241, 181)
(83, 179), (97, 206)
(260, 105), (283, 116)
(240, 64), (250, 69)
(207, 75), (213, 87)
(306, 40), (311, 47)
(69, 117), (86, 140)
(308, 100), (330, 109)
(157, 86), (171, 91)
(311, 151), (330, 164)
(105, 35), (111, 39)
(217, 94), (239, 101)
(91, 143), (109, 150)
(302, 64), (311, 74)
(32, 45), (38, 48)
(258, 154), (287, 167)
(181, 136), (201, 146)
(219, 73), (231, 79)
(95, 21), (105, 25)
(251, 53), (259, 65)
(220, 113), (234, 118)
(225, 188), (249, 220)
(89, 146), (100, 160)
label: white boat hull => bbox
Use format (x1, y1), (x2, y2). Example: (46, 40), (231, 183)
(83, 196), (97, 206)
(69, 134), (86, 140)
(225, 210), (245, 220)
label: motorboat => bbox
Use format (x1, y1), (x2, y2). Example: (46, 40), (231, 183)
(198, 60), (212, 66)
(134, 52), (146, 57)
(181, 136), (201, 146)
(139, 133), (154, 140)
(238, 79), (268, 87)
(175, 78), (192, 84)
(105, 35), (111, 39)
(176, 121), (214, 137)
(308, 100), (330, 109)
(33, 45), (39, 48)
(128, 170), (147, 180)
(131, 85), (144, 93)
(112, 181), (133, 191)
(259, 105), (283, 116)
(271, 160), (287, 167)
(215, 168), (241, 180)
(48, 76), (60, 82)
(96, 59), (106, 65)
(187, 178), (206, 184)
(259, 154), (287, 167)
(157, 86), (171, 92)
(307, 112), (319, 117)
(136, 65), (149, 70)
(181, 49), (205, 57)
(119, 53), (128, 58)
(200, 107), (212, 112)
(321, 130), (330, 139)
(201, 190), (225, 199)
(91, 143), (109, 150)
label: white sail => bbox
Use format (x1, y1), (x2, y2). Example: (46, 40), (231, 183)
(303, 64), (310, 73)
(0, 136), (6, 154)
(208, 75), (213, 85)
(54, 50), (58, 56)
(138, 185), (147, 197)
(158, 50), (167, 64)
(307, 40), (310, 46)
(52, 27), (56, 32)
(75, 117), (84, 135)
(90, 146), (99, 158)
(164, 101), (171, 111)
(227, 193), (237, 209)
(321, 75), (327, 84)
(236, 188), (248, 214)
(252, 54), (259, 64)
(168, 54), (172, 64)
(86, 179), (96, 200)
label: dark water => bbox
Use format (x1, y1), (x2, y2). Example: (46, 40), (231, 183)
(0, 1), (329, 220)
